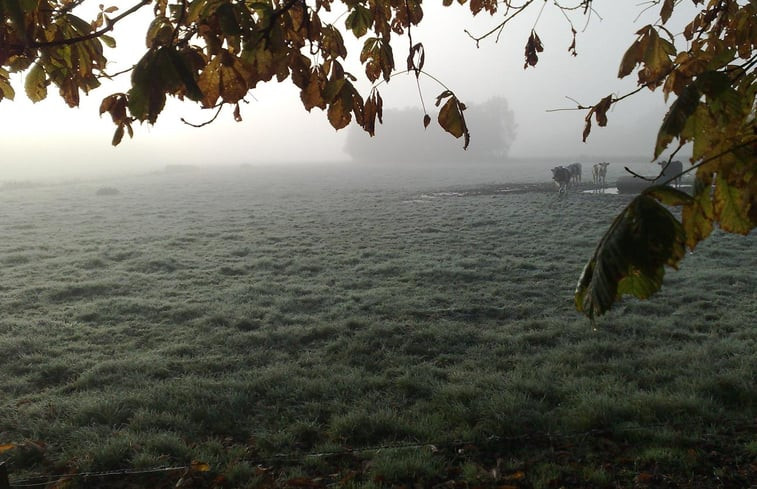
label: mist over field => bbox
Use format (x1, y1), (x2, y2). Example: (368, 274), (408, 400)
(1, 163), (755, 487)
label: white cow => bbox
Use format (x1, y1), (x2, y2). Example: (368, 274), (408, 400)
(592, 162), (609, 189)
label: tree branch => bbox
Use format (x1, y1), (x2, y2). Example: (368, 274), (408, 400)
(10, 0), (150, 49)
(181, 104), (226, 128)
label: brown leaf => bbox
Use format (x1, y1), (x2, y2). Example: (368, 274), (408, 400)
(327, 97), (351, 129)
(111, 124), (125, 146)
(406, 42), (424, 77)
(523, 30), (543, 69)
(437, 94), (470, 149)
(423, 113), (430, 128)
(594, 94), (613, 127)
(567, 27), (577, 57)
(301, 70), (326, 111)
(660, 0), (674, 24)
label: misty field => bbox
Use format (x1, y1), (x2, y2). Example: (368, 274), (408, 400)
(1, 164), (755, 488)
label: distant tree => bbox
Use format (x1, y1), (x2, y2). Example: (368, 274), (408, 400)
(0, 0), (754, 320)
(344, 97), (515, 162)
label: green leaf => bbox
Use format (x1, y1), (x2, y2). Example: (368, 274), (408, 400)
(24, 63), (47, 102)
(575, 194), (687, 320)
(345, 5), (373, 38)
(216, 2), (242, 36)
(166, 48), (203, 101)
(643, 184), (693, 206)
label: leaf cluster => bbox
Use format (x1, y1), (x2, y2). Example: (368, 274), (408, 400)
(0, 0), (481, 147)
(575, 0), (756, 320)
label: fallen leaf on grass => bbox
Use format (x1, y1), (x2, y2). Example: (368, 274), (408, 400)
(0, 443), (16, 453)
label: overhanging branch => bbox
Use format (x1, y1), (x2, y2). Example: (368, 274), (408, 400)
(9, 0), (151, 49)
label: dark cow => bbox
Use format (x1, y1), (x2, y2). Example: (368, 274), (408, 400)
(567, 162), (582, 184)
(656, 160), (683, 187)
(551, 166), (571, 194)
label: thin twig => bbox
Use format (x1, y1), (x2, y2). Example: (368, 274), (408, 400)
(181, 104), (225, 128)
(464, 0), (535, 44)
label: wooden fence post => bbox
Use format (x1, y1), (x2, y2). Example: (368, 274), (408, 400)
(0, 461), (9, 489)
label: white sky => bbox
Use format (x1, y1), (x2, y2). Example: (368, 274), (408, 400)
(0, 1), (695, 180)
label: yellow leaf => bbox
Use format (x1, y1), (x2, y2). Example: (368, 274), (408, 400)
(0, 443), (16, 453)
(682, 174), (714, 249)
(24, 62), (48, 102)
(190, 460), (211, 472)
(617, 34), (646, 78)
(714, 172), (753, 235)
(438, 97), (463, 137)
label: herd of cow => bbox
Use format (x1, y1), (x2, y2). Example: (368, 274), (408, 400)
(550, 160), (684, 194)
(550, 162), (610, 194)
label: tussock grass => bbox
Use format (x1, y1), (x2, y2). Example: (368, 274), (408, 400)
(0, 168), (754, 486)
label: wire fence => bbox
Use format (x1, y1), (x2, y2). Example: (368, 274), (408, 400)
(3, 419), (756, 488)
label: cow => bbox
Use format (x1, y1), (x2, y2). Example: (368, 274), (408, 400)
(567, 162), (582, 185)
(551, 166), (571, 194)
(656, 160), (683, 187)
(592, 162), (609, 189)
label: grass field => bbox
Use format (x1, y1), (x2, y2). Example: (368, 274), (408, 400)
(1, 163), (755, 488)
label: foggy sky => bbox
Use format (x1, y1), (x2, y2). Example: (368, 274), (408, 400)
(0, 2), (695, 181)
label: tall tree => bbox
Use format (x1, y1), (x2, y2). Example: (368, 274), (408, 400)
(344, 97), (515, 163)
(0, 0), (754, 319)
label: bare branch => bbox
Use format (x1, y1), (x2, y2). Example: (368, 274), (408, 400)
(181, 104), (226, 128)
(464, 0), (535, 44)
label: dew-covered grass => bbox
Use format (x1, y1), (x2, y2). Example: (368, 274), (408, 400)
(0, 163), (755, 486)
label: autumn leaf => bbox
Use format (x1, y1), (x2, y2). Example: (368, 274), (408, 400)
(197, 50), (251, 107)
(406, 42), (424, 77)
(362, 89), (383, 136)
(436, 91), (470, 149)
(655, 83), (700, 158)
(0, 68), (15, 101)
(660, 0), (675, 24)
(0, 442), (16, 453)
(360, 37), (393, 82)
(582, 94), (613, 142)
(301, 69), (327, 111)
(523, 30), (543, 69)
(637, 27), (675, 88)
(190, 461), (211, 472)
(145, 16), (174, 48)
(682, 174), (715, 249)
(112, 124), (125, 146)
(24, 62), (47, 102)
(328, 97), (351, 129)
(713, 171), (754, 235)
